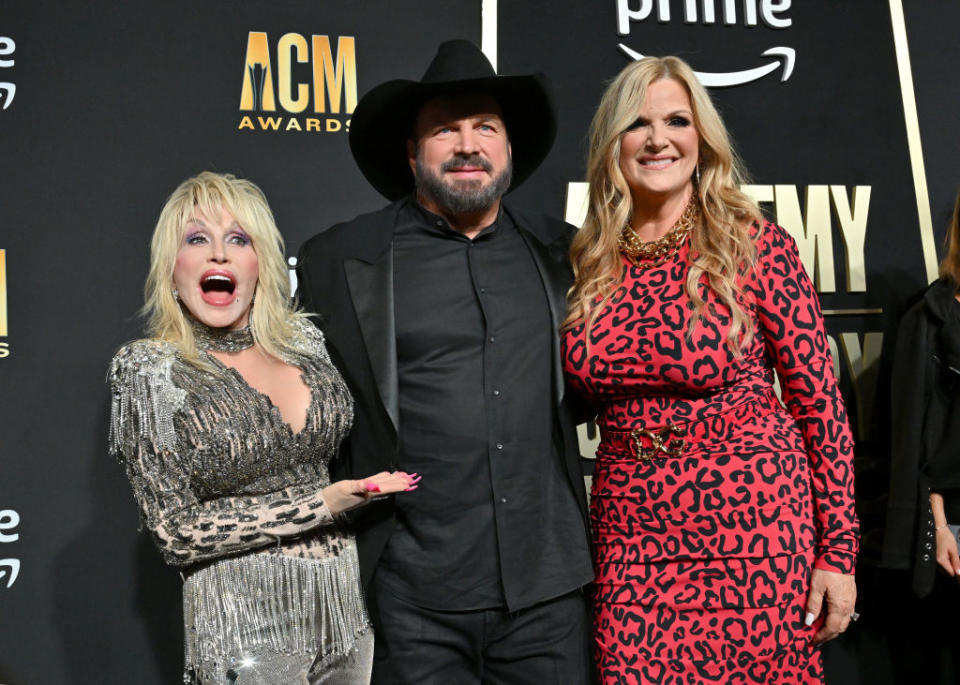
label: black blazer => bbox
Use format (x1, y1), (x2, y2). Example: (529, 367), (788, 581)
(296, 198), (590, 590)
(883, 277), (960, 596)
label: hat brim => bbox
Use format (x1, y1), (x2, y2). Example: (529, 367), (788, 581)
(348, 74), (557, 201)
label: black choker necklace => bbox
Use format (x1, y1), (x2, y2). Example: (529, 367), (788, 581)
(190, 318), (255, 352)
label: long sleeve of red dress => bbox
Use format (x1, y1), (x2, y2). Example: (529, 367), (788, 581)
(752, 223), (859, 574)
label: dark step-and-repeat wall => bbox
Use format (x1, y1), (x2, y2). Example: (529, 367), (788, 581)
(1, 2), (958, 683)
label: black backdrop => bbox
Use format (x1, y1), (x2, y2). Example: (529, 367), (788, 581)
(1, 2), (958, 683)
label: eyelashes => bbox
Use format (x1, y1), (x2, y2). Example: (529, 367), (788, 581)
(182, 231), (252, 246)
(624, 116), (692, 132)
(229, 231), (252, 246)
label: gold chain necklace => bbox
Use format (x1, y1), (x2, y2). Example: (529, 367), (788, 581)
(619, 200), (699, 268)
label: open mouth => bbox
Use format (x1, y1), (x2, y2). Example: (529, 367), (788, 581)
(199, 271), (237, 306)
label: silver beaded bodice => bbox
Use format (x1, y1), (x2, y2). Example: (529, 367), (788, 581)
(108, 318), (368, 683)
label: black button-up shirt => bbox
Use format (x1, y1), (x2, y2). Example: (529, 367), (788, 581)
(377, 199), (589, 611)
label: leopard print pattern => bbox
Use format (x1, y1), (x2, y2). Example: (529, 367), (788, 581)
(562, 222), (858, 684)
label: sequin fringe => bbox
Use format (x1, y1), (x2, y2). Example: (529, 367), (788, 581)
(108, 349), (185, 456)
(183, 544), (369, 684)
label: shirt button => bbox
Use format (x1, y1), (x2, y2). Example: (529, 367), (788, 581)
(488, 336), (495, 343)
(923, 554), (931, 562)
(479, 287), (486, 294)
(496, 442), (503, 450)
(492, 389), (501, 396)
(925, 542), (933, 550)
(500, 497), (508, 504)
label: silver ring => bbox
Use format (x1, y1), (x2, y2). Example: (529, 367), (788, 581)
(850, 611), (860, 622)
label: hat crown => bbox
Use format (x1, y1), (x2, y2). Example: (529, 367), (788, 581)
(349, 40), (555, 201)
(420, 40), (497, 84)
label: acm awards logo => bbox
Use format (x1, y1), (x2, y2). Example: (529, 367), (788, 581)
(238, 32), (357, 134)
(0, 35), (15, 110)
(0, 249), (8, 359)
(0, 509), (20, 590)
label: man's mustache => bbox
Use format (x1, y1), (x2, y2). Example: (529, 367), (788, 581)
(441, 155), (493, 173)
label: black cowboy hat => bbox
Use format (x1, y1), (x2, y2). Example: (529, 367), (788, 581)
(348, 39), (557, 201)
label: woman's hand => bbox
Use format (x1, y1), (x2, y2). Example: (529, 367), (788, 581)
(935, 525), (960, 577)
(322, 471), (420, 516)
(805, 568), (857, 645)
(930, 492), (960, 577)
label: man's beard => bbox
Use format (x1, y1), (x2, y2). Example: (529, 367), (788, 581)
(415, 152), (513, 215)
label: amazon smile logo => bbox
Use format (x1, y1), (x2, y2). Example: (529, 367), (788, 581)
(0, 35), (15, 110)
(0, 509), (19, 589)
(616, 0), (795, 87)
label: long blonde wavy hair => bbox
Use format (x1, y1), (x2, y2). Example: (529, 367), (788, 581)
(940, 187), (960, 285)
(563, 56), (762, 352)
(143, 171), (304, 367)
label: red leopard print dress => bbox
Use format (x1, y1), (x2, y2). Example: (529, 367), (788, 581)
(562, 221), (858, 684)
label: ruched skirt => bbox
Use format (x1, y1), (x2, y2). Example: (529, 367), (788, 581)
(591, 400), (824, 684)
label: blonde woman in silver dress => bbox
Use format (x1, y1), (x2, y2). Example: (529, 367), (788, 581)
(108, 171), (418, 684)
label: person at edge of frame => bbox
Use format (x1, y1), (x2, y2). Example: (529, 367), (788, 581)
(884, 188), (960, 602)
(295, 40), (594, 685)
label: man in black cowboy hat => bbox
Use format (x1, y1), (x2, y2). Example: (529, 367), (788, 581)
(297, 40), (592, 683)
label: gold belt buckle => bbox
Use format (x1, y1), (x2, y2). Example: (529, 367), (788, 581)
(630, 424), (687, 460)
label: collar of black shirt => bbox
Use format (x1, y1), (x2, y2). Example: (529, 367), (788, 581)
(404, 194), (511, 241)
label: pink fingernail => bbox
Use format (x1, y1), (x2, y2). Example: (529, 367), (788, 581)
(366, 483), (381, 493)
(405, 485), (419, 492)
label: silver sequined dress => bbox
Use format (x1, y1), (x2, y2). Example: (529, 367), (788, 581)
(108, 319), (370, 684)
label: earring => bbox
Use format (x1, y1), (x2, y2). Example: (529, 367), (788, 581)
(695, 163), (701, 186)
(172, 287), (180, 301)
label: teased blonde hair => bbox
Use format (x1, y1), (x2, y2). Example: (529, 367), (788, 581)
(939, 188), (960, 285)
(143, 171), (303, 366)
(563, 56), (762, 352)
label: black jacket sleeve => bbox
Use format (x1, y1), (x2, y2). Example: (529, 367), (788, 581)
(883, 299), (939, 595)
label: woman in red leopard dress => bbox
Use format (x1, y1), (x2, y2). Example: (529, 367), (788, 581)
(561, 56), (859, 684)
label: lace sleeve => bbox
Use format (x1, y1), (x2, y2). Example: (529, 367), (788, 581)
(107, 341), (335, 567)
